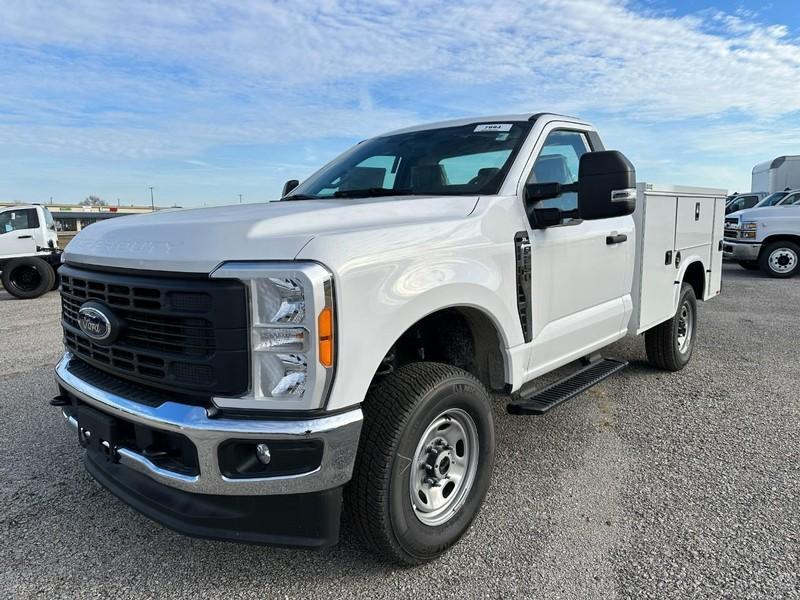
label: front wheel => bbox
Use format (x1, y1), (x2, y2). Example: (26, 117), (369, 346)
(645, 282), (697, 371)
(759, 241), (800, 278)
(1, 257), (56, 299)
(346, 362), (495, 564)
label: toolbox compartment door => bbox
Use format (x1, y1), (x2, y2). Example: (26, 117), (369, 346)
(630, 186), (678, 334)
(707, 197), (725, 298)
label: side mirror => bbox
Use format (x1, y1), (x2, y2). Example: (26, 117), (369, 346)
(282, 179), (300, 197)
(578, 151), (636, 220)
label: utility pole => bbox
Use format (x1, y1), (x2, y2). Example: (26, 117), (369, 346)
(149, 187), (155, 212)
(49, 196), (53, 205)
(238, 193), (243, 204)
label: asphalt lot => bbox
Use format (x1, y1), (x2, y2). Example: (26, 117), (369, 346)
(1, 263), (797, 599)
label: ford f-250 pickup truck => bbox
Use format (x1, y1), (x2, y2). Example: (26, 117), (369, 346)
(51, 113), (724, 564)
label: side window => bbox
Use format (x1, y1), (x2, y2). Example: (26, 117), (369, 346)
(785, 193), (800, 205)
(526, 130), (590, 212)
(0, 209), (38, 234)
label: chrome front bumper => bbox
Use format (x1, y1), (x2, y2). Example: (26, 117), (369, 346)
(722, 240), (761, 261)
(55, 353), (362, 496)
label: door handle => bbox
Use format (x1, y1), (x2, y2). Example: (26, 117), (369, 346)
(606, 233), (628, 245)
(17, 235), (33, 239)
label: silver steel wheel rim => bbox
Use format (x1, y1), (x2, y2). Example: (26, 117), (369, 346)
(768, 248), (797, 273)
(676, 300), (694, 354)
(409, 408), (479, 527)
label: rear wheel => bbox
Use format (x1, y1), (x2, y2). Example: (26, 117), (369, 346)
(645, 282), (697, 371)
(1, 257), (56, 299)
(346, 362), (495, 564)
(759, 241), (800, 278)
(737, 260), (759, 271)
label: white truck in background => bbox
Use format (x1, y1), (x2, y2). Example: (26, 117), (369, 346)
(0, 204), (61, 298)
(724, 189), (800, 277)
(51, 113), (724, 564)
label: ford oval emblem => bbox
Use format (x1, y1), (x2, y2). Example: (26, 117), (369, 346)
(78, 304), (113, 342)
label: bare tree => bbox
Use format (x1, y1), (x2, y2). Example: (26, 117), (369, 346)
(80, 195), (107, 206)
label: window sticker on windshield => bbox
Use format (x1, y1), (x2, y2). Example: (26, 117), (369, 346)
(474, 123), (513, 133)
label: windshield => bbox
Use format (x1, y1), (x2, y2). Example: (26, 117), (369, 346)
(286, 122), (532, 200)
(757, 192), (789, 207)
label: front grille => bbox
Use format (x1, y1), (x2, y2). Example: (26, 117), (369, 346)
(724, 229), (739, 239)
(60, 264), (249, 400)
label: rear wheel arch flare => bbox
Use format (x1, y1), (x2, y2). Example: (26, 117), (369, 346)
(681, 260), (705, 300)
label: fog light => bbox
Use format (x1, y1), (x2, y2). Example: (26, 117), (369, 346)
(256, 443), (271, 465)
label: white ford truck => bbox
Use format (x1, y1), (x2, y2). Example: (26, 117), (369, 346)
(52, 113), (724, 564)
(0, 204), (61, 298)
(724, 190), (800, 277)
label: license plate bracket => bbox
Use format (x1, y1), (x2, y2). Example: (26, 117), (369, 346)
(77, 405), (118, 461)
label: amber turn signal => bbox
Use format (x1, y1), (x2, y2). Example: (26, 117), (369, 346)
(318, 307), (334, 367)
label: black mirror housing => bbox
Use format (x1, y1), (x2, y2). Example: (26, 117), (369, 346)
(282, 179), (300, 197)
(578, 151), (636, 220)
(530, 207), (563, 229)
(524, 182), (563, 203)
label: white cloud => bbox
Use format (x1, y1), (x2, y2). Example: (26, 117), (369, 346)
(0, 0), (799, 200)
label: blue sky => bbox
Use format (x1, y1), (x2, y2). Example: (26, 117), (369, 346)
(1, 0), (799, 207)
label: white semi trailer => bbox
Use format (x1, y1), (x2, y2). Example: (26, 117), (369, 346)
(752, 156), (800, 194)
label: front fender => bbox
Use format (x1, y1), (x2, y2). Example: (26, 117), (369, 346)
(299, 221), (524, 412)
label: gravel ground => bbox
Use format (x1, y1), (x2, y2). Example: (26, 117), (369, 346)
(0, 264), (797, 599)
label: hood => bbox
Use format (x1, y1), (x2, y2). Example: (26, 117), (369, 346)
(64, 195), (478, 273)
(727, 205), (800, 221)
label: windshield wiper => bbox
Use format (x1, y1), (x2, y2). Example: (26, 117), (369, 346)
(282, 194), (320, 200)
(333, 187), (413, 198)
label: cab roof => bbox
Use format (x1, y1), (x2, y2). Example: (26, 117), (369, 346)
(380, 112), (591, 137)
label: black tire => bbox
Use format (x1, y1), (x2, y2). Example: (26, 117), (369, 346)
(645, 282), (697, 371)
(758, 241), (800, 278)
(346, 362), (495, 565)
(1, 257), (56, 299)
(51, 270), (61, 291)
(738, 260), (759, 271)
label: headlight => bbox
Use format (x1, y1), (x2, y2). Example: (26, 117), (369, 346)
(742, 222), (758, 230)
(210, 262), (335, 411)
(742, 230), (757, 239)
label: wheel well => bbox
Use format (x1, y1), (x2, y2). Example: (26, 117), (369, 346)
(683, 261), (705, 300)
(374, 307), (506, 391)
(761, 234), (800, 250)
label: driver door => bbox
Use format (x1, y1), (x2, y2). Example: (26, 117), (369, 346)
(0, 208), (40, 257)
(523, 128), (634, 378)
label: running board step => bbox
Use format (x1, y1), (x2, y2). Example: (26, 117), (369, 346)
(507, 357), (628, 415)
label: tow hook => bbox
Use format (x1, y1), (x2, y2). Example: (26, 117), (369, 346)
(78, 426), (118, 461)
